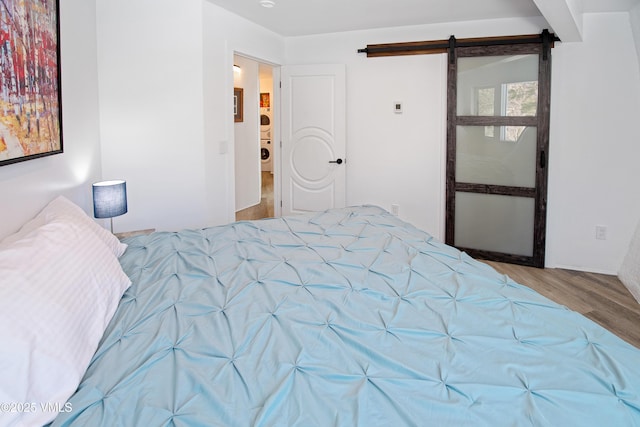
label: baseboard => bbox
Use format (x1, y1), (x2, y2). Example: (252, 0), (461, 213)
(546, 263), (617, 276)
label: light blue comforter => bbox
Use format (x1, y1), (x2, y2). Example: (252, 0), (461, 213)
(53, 206), (640, 426)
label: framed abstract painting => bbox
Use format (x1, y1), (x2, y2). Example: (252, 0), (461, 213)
(0, 0), (62, 166)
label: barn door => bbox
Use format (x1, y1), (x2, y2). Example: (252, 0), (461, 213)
(446, 41), (552, 268)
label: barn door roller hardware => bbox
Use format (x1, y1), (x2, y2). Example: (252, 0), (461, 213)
(357, 30), (559, 58)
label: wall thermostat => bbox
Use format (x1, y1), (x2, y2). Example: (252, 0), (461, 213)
(394, 102), (403, 114)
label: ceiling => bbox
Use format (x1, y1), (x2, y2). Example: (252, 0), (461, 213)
(208, 0), (640, 37)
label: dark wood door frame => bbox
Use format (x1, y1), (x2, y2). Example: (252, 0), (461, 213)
(446, 39), (553, 268)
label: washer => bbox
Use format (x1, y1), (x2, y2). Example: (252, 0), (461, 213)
(260, 108), (271, 140)
(260, 139), (272, 172)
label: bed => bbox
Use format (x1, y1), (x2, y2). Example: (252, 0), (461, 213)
(1, 198), (639, 426)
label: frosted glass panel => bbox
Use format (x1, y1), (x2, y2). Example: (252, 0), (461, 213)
(457, 55), (539, 117)
(455, 192), (534, 256)
(456, 126), (537, 187)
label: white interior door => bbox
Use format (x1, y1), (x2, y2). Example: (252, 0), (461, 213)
(281, 64), (346, 215)
(233, 55), (261, 212)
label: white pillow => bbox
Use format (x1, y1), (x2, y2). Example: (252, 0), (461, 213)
(0, 218), (131, 427)
(1, 195), (127, 258)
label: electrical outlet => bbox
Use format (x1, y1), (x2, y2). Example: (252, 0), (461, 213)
(595, 225), (607, 240)
(391, 204), (399, 216)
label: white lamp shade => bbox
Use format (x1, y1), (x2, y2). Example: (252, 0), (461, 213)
(93, 180), (127, 219)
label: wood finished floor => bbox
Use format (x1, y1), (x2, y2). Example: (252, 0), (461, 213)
(485, 261), (640, 349)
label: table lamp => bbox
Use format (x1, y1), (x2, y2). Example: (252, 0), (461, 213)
(93, 180), (127, 233)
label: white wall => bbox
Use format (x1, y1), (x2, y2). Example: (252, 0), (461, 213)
(0, 0), (103, 240)
(631, 3), (640, 67)
(286, 14), (640, 274)
(96, 0), (207, 233)
(547, 12), (640, 274)
(95, 1), (284, 233)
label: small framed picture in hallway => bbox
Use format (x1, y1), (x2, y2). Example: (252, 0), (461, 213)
(260, 93), (270, 108)
(234, 88), (243, 122)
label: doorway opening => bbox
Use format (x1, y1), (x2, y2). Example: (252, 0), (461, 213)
(233, 55), (278, 221)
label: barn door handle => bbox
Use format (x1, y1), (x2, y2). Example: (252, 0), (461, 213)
(329, 158), (343, 164)
(540, 150), (546, 169)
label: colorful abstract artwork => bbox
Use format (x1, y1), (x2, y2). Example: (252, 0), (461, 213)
(0, 0), (62, 166)
(260, 92), (270, 108)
